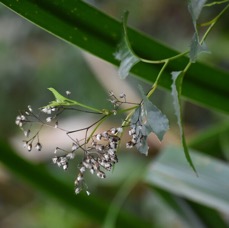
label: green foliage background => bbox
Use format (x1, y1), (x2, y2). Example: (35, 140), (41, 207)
(0, 0), (228, 227)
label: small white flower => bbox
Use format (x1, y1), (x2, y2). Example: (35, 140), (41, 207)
(35, 142), (42, 151)
(80, 166), (86, 173)
(27, 143), (32, 152)
(126, 142), (134, 148)
(28, 105), (33, 112)
(75, 187), (80, 194)
(96, 134), (102, 141)
(90, 168), (95, 174)
(103, 154), (109, 160)
(109, 141), (117, 149)
(46, 117), (52, 122)
(86, 190), (90, 196)
(119, 92), (126, 99)
(77, 175), (83, 181)
(102, 131), (108, 139)
(52, 157), (58, 163)
(117, 127), (123, 133)
(97, 171), (105, 179)
(55, 121), (58, 128)
(24, 130), (30, 137)
(66, 152), (74, 159)
(63, 164), (68, 170)
(66, 90), (71, 96)
(42, 107), (52, 114)
(15, 116), (21, 126)
(110, 128), (117, 134)
(72, 143), (78, 151)
(108, 149), (115, 156)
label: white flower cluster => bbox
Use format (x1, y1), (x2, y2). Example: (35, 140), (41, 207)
(16, 106), (43, 152)
(52, 152), (75, 170)
(108, 91), (126, 108)
(74, 127), (122, 194)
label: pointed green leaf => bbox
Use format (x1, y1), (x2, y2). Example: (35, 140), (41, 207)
(188, 0), (207, 24)
(171, 71), (197, 174)
(114, 11), (140, 79)
(45, 88), (77, 107)
(190, 32), (210, 62)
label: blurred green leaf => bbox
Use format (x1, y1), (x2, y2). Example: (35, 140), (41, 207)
(144, 146), (229, 213)
(189, 121), (229, 159)
(154, 187), (228, 228)
(1, 0), (229, 113)
(189, 32), (210, 62)
(0, 140), (150, 227)
(188, 0), (207, 24)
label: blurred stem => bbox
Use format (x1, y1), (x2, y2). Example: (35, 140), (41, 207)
(102, 162), (148, 228)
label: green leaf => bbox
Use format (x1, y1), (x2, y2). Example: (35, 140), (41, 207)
(47, 88), (76, 107)
(141, 94), (169, 141)
(171, 71), (197, 173)
(1, 0), (229, 113)
(114, 11), (140, 79)
(190, 32), (210, 63)
(189, 121), (229, 159)
(188, 0), (207, 24)
(0, 140), (150, 227)
(135, 135), (149, 155)
(43, 88), (102, 113)
(144, 146), (229, 213)
(129, 87), (169, 155)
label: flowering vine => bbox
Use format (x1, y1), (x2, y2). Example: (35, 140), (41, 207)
(16, 88), (168, 194)
(15, 0), (229, 194)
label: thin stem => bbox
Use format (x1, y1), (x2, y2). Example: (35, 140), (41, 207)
(147, 60), (169, 98)
(139, 51), (188, 64)
(204, 0), (229, 7)
(86, 115), (108, 143)
(71, 101), (103, 114)
(200, 3), (229, 43)
(123, 11), (189, 65)
(63, 107), (102, 114)
(184, 3), (229, 74)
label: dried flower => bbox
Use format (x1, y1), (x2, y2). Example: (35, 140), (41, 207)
(35, 142), (42, 151)
(27, 143), (32, 152)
